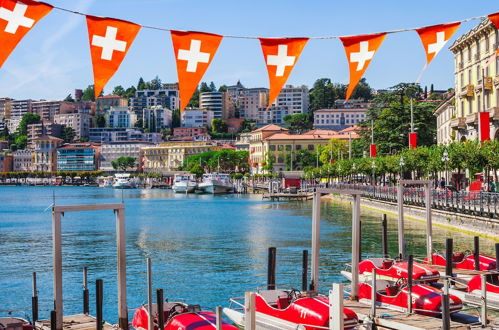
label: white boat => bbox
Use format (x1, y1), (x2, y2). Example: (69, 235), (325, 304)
(198, 173), (233, 194)
(172, 174), (197, 193)
(98, 176), (113, 188)
(113, 173), (136, 189)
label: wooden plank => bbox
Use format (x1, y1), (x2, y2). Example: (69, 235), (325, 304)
(36, 314), (114, 330)
(54, 203), (124, 213)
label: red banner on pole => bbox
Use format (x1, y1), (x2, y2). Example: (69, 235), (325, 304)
(370, 144), (377, 157)
(479, 112), (490, 142)
(409, 132), (417, 149)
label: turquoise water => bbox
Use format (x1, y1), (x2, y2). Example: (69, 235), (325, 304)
(0, 186), (495, 324)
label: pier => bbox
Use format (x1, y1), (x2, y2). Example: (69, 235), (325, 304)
(35, 314), (114, 330)
(262, 191), (312, 201)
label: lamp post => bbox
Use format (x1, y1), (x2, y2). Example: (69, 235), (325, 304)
(442, 149), (449, 186)
(399, 156), (405, 180)
(352, 163), (356, 184)
(371, 160), (376, 186)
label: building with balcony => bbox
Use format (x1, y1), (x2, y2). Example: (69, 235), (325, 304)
(99, 142), (153, 171)
(89, 127), (162, 143)
(129, 89), (179, 115)
(57, 143), (101, 172)
(13, 149), (33, 172)
(449, 18), (499, 141)
(54, 112), (91, 140)
(239, 88), (268, 121)
(0, 152), (13, 172)
(200, 92), (228, 119)
(31, 100), (63, 121)
(107, 107), (136, 128)
(96, 95), (128, 115)
(314, 108), (367, 130)
(172, 127), (209, 141)
(28, 121), (63, 147)
(142, 106), (172, 131)
(181, 109), (214, 128)
(10, 99), (32, 118)
(434, 92), (456, 145)
(0, 98), (12, 119)
(32, 135), (63, 172)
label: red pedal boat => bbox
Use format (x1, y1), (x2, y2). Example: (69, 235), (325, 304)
(223, 289), (358, 329)
(132, 301), (238, 330)
(0, 312), (34, 330)
(425, 252), (497, 271)
(357, 279), (463, 316)
(467, 273), (499, 298)
(359, 258), (440, 282)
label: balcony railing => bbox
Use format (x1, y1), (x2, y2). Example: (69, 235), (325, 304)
(449, 117), (466, 130)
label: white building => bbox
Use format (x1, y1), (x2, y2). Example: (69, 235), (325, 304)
(274, 85), (309, 115)
(200, 92), (226, 119)
(10, 99), (32, 118)
(142, 106), (172, 131)
(434, 93), (455, 145)
(239, 88), (269, 121)
(181, 109), (214, 128)
(99, 142), (153, 171)
(89, 127), (162, 143)
(107, 107), (136, 128)
(54, 112), (91, 140)
(129, 89), (179, 114)
(6, 118), (21, 133)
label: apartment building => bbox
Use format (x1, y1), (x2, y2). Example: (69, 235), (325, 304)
(99, 142), (153, 171)
(449, 18), (499, 141)
(142, 106), (172, 131)
(181, 109), (214, 128)
(0, 98), (12, 119)
(54, 112), (91, 140)
(57, 143), (101, 171)
(96, 95), (128, 115)
(107, 107), (136, 128)
(28, 121), (63, 146)
(129, 89), (179, 114)
(32, 135), (63, 172)
(10, 99), (32, 118)
(13, 149), (33, 172)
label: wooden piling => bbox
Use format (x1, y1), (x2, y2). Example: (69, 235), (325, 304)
(157, 289), (164, 330)
(216, 306), (223, 330)
(474, 236), (480, 271)
(407, 255), (413, 314)
(267, 247), (276, 290)
(32, 272), (38, 323)
(95, 279), (103, 330)
(381, 214), (388, 258)
(83, 267), (89, 315)
(244, 292), (256, 330)
(496, 243), (499, 271)
(302, 250), (308, 292)
(481, 274), (487, 327)
(147, 258), (153, 330)
(445, 238), (453, 278)
(442, 278), (450, 330)
(50, 311), (56, 330)
(330, 284), (344, 330)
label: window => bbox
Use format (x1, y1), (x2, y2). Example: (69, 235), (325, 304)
(285, 145), (291, 151)
(295, 145), (302, 150)
(468, 70), (472, 84)
(269, 145), (276, 151)
(308, 144), (314, 151)
(277, 145), (283, 151)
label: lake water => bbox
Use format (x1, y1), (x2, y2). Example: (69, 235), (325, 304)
(0, 186), (496, 324)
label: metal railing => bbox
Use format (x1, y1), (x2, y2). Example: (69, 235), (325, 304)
(304, 183), (499, 218)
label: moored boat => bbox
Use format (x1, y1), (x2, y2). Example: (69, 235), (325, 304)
(424, 252), (497, 271)
(0, 312), (34, 330)
(112, 173), (136, 189)
(358, 258), (440, 282)
(448, 273), (499, 311)
(172, 174), (197, 193)
(223, 289), (358, 329)
(132, 301), (238, 330)
(198, 173), (233, 194)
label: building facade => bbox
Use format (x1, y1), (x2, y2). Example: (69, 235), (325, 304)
(0, 98), (12, 119)
(31, 100), (62, 121)
(57, 143), (100, 171)
(274, 85), (309, 115)
(10, 99), (32, 119)
(96, 95), (128, 115)
(449, 18), (499, 141)
(129, 89), (179, 114)
(89, 127), (162, 143)
(32, 135), (63, 172)
(434, 93), (456, 145)
(28, 121), (63, 147)
(107, 107), (136, 128)
(99, 142), (152, 171)
(142, 106), (172, 131)
(54, 112), (91, 140)
(239, 88), (268, 121)
(172, 127), (208, 141)
(13, 149), (33, 172)
(181, 109), (214, 128)
(200, 92), (228, 119)
(0, 152), (13, 172)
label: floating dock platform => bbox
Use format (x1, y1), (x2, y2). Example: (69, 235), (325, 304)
(35, 314), (114, 330)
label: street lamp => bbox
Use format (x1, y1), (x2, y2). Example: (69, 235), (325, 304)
(399, 156), (405, 180)
(371, 160), (376, 186)
(442, 149), (449, 185)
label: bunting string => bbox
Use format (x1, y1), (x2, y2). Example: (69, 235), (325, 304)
(50, 3), (487, 39)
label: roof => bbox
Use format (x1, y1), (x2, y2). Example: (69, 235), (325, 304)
(58, 143), (100, 150)
(433, 92), (455, 115)
(303, 129), (338, 135)
(449, 18), (493, 51)
(315, 108), (367, 113)
(339, 126), (359, 133)
(32, 135), (63, 142)
(265, 133), (336, 141)
(97, 94), (123, 99)
(252, 124), (289, 132)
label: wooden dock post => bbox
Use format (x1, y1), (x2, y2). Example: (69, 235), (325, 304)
(330, 283), (344, 330)
(50, 310), (56, 330)
(407, 255), (413, 314)
(474, 236), (480, 271)
(244, 292), (256, 330)
(351, 194), (361, 300)
(157, 289), (164, 330)
(424, 182), (433, 263)
(96, 279), (103, 330)
(302, 250), (308, 292)
(51, 203), (128, 330)
(481, 274), (487, 327)
(32, 272), (38, 323)
(397, 182), (405, 258)
(147, 258), (153, 330)
(370, 269), (377, 318)
(311, 191), (321, 294)
(442, 277), (450, 330)
(496, 242), (499, 271)
(267, 247), (276, 290)
(83, 267), (89, 315)
(381, 214), (388, 258)
(445, 238), (453, 278)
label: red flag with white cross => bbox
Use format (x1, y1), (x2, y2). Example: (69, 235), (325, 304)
(171, 30), (223, 111)
(0, 0), (52, 68)
(86, 15), (141, 98)
(416, 22), (460, 66)
(259, 38), (309, 108)
(340, 33), (386, 101)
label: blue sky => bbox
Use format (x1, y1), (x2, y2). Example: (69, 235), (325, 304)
(0, 0), (497, 100)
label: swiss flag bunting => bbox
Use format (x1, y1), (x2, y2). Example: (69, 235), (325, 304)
(0, 0), (53, 68)
(86, 15), (141, 98)
(259, 38), (308, 108)
(416, 22), (460, 66)
(171, 30), (223, 111)
(488, 12), (499, 29)
(340, 33), (386, 101)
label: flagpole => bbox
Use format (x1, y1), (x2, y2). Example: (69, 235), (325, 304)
(349, 132), (352, 160)
(371, 119), (374, 145)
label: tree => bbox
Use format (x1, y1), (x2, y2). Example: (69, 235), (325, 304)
(309, 78), (336, 111)
(149, 76), (162, 90)
(319, 139), (348, 164)
(81, 85), (98, 101)
(95, 114), (106, 128)
(188, 88), (200, 108)
(350, 78), (373, 100)
(61, 126), (76, 143)
(241, 119), (257, 133)
(64, 94), (74, 102)
(14, 135), (27, 150)
(112, 85), (125, 96)
(189, 162), (204, 178)
(218, 85), (228, 92)
(199, 82), (211, 93)
(137, 77), (146, 90)
(111, 156), (136, 172)
(124, 86), (137, 98)
(209, 81), (216, 92)
(16, 113), (41, 136)
(172, 109), (181, 128)
(283, 113), (311, 132)
(211, 119), (227, 133)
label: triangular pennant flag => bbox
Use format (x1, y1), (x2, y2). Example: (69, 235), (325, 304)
(86, 15), (141, 98)
(488, 12), (499, 29)
(0, 0), (52, 68)
(171, 30), (223, 111)
(259, 38), (308, 108)
(416, 22), (460, 66)
(340, 33), (386, 101)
